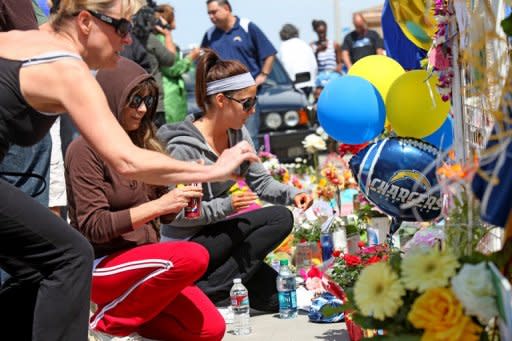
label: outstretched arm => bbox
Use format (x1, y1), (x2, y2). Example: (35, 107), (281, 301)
(24, 60), (258, 186)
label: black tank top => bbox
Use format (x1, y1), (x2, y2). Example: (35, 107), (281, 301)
(0, 52), (81, 161)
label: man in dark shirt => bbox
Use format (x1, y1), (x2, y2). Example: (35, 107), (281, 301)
(201, 0), (276, 148)
(341, 12), (385, 69)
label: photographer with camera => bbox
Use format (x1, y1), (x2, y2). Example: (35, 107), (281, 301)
(132, 0), (177, 128)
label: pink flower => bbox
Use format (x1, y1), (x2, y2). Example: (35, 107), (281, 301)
(429, 46), (451, 70)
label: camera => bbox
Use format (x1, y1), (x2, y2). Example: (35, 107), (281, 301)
(132, 0), (170, 43)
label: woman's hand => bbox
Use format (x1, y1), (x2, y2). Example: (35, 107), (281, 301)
(156, 185), (203, 215)
(187, 47), (201, 61)
(214, 141), (259, 180)
(154, 17), (170, 35)
(231, 191), (259, 212)
(293, 193), (313, 210)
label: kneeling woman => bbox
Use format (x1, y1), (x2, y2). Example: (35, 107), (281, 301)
(158, 49), (313, 311)
(65, 57), (225, 341)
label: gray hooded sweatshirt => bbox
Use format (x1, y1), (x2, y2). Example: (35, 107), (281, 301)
(157, 113), (302, 240)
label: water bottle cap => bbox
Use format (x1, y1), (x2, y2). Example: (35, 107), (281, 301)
(279, 259), (288, 266)
(233, 278), (242, 284)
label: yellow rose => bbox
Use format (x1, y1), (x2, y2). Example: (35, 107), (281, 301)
(408, 288), (482, 341)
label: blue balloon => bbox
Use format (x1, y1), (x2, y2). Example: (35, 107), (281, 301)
(349, 137), (441, 221)
(423, 116), (454, 151)
(317, 75), (386, 144)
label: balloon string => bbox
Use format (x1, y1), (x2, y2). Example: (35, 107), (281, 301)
(426, 75), (437, 110)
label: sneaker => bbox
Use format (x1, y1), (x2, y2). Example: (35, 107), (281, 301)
(89, 329), (146, 341)
(217, 306), (234, 324)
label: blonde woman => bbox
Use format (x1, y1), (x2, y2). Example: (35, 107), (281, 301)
(0, 0), (257, 339)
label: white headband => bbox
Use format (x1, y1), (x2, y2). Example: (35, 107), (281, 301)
(206, 72), (256, 96)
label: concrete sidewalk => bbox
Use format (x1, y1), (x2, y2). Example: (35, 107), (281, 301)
(223, 311), (349, 341)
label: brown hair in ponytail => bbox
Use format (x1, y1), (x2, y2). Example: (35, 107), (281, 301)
(194, 48), (249, 112)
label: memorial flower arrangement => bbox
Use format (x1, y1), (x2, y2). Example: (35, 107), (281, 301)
(328, 243), (391, 290)
(259, 150), (290, 183)
(340, 246), (499, 340)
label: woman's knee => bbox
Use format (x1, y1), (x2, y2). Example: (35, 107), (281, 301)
(62, 231), (94, 274)
(201, 311), (226, 341)
(170, 242), (209, 279)
(266, 206), (294, 235)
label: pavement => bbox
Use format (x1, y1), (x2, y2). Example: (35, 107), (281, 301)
(222, 311), (349, 341)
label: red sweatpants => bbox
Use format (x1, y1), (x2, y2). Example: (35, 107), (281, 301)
(90, 241), (225, 341)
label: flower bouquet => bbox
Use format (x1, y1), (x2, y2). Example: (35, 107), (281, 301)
(327, 244), (391, 340)
(339, 246), (500, 340)
(328, 243), (391, 290)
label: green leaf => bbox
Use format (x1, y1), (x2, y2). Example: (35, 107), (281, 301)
(502, 13), (512, 36)
(319, 304), (345, 318)
(389, 252), (402, 273)
(338, 301), (355, 312)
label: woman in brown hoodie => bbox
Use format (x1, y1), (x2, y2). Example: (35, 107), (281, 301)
(65, 57), (225, 341)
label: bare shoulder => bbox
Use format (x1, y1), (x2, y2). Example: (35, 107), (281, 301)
(19, 56), (94, 113)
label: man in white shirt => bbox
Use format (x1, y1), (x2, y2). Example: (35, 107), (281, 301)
(279, 24), (317, 98)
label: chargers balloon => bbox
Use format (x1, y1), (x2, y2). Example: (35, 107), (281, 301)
(423, 116), (454, 151)
(349, 137), (441, 222)
(386, 70), (450, 138)
(348, 55), (405, 102)
(317, 76), (386, 144)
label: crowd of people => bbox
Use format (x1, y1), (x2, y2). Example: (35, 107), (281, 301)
(0, 0), (383, 340)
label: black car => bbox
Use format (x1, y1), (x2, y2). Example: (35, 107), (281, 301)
(183, 57), (317, 162)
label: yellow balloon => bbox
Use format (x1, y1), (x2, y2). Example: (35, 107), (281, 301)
(386, 70), (449, 138)
(348, 55), (405, 103)
(389, 0), (436, 51)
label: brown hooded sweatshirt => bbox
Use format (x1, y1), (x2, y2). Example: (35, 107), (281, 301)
(65, 57), (164, 258)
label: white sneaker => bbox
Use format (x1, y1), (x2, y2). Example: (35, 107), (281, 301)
(89, 329), (146, 341)
(217, 306), (234, 324)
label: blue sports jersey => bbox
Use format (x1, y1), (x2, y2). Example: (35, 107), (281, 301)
(201, 17), (277, 78)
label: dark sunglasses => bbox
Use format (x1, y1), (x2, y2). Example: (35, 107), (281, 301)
(225, 95), (258, 112)
(86, 10), (132, 38)
(129, 94), (156, 109)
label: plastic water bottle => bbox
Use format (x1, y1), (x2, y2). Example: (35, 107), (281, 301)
(230, 278), (251, 335)
(276, 259), (298, 319)
(320, 232), (334, 262)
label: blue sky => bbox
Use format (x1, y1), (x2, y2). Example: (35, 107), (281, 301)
(163, 0), (383, 51)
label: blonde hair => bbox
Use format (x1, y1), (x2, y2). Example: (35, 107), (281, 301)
(50, 0), (143, 31)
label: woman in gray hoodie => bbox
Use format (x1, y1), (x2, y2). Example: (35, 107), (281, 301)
(158, 49), (313, 312)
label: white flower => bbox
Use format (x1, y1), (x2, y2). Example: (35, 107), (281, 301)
(315, 127), (325, 136)
(301, 222), (313, 230)
(451, 262), (498, 324)
(302, 134), (327, 154)
(295, 157), (302, 163)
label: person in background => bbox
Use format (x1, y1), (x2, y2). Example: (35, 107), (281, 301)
(201, 0), (276, 148)
(311, 19), (342, 76)
(0, 0), (258, 339)
(158, 49), (313, 316)
(341, 12), (385, 70)
(155, 4), (200, 123)
(66, 57), (225, 341)
(132, 5), (176, 128)
(279, 23), (317, 99)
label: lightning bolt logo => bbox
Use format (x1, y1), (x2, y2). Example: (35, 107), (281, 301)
(389, 170), (431, 191)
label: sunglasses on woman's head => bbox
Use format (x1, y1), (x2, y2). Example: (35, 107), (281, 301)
(129, 94), (156, 109)
(86, 10), (132, 38)
(224, 95), (258, 112)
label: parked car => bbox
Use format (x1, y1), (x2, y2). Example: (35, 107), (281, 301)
(182, 57), (317, 162)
